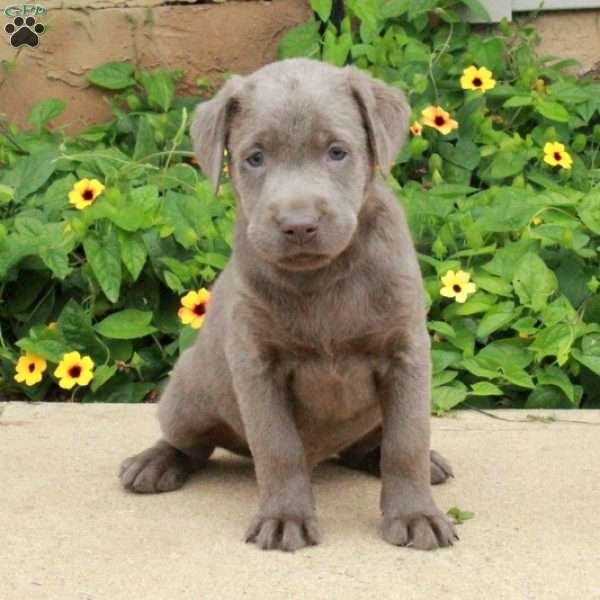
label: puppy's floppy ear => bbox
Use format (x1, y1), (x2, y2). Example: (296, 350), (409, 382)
(346, 66), (410, 177)
(190, 75), (245, 193)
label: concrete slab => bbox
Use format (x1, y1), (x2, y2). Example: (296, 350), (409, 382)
(1, 402), (599, 600)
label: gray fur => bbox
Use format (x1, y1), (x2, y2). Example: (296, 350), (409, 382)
(119, 58), (457, 552)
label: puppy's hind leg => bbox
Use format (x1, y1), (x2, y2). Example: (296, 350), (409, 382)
(119, 353), (217, 494)
(338, 428), (454, 485)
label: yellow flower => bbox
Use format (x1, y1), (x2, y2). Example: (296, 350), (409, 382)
(54, 351), (94, 390)
(421, 106), (459, 135)
(68, 178), (105, 210)
(460, 66), (496, 92)
(534, 78), (546, 93)
(410, 121), (423, 136)
(532, 216), (542, 226)
(543, 142), (573, 170)
(440, 270), (477, 304)
(519, 332), (530, 340)
(178, 288), (211, 329)
(47, 322), (58, 331)
(14, 352), (47, 386)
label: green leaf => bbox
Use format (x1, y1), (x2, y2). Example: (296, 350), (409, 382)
(536, 365), (575, 403)
(476, 301), (516, 338)
(118, 231), (147, 281)
(468, 382), (504, 396)
(83, 231), (122, 303)
(278, 20), (321, 59)
(179, 325), (199, 353)
(473, 272), (513, 297)
(526, 386), (573, 408)
(439, 139), (480, 170)
(530, 323), (573, 365)
(572, 335), (600, 376)
(95, 309), (157, 340)
(137, 69), (175, 112)
(512, 253), (558, 312)
(489, 150), (528, 179)
(91, 364), (118, 392)
(2, 146), (58, 202)
(311, 0), (332, 22)
(432, 383), (467, 412)
(28, 99), (66, 127)
(535, 100), (570, 123)
(428, 321), (456, 339)
(442, 293), (497, 319)
(503, 96), (534, 108)
(58, 300), (108, 364)
(16, 339), (66, 363)
(447, 506), (475, 524)
(460, 0), (490, 21)
(133, 115), (158, 164)
(482, 240), (538, 280)
(577, 191), (600, 235)
(380, 0), (409, 19)
(86, 62), (136, 90)
(432, 370), (458, 388)
(0, 184), (14, 205)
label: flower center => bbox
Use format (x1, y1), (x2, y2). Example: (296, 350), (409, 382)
(554, 152), (562, 161)
(473, 77), (482, 87)
(68, 365), (82, 378)
(193, 303), (206, 317)
(28, 363), (35, 372)
(434, 115), (446, 126)
(82, 189), (94, 201)
(453, 284), (462, 293)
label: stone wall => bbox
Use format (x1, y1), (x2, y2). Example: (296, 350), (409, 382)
(1, 3), (599, 132)
(0, 0), (311, 132)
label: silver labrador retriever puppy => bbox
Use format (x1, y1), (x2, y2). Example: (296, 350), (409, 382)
(119, 58), (458, 552)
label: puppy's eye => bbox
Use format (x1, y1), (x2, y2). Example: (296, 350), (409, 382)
(328, 145), (348, 161)
(246, 151), (264, 168)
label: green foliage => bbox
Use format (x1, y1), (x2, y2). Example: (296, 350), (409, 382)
(280, 0), (600, 411)
(0, 64), (234, 402)
(2, 1), (600, 411)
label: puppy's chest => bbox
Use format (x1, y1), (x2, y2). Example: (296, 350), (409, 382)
(289, 352), (380, 424)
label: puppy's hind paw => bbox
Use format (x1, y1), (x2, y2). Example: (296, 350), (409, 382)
(119, 442), (193, 494)
(430, 449), (454, 485)
(245, 514), (321, 552)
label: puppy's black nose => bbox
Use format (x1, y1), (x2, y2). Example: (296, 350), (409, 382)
(280, 216), (319, 245)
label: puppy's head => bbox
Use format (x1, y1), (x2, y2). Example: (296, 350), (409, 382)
(191, 59), (409, 272)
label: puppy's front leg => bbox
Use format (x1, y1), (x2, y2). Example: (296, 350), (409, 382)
(228, 337), (319, 552)
(379, 334), (458, 550)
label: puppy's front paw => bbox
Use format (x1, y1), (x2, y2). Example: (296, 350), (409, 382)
(245, 514), (321, 552)
(382, 511), (458, 550)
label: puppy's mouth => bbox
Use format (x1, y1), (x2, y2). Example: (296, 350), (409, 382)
(277, 252), (332, 271)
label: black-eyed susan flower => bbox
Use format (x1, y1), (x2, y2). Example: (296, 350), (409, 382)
(421, 106), (458, 135)
(14, 352), (47, 386)
(410, 121), (423, 136)
(178, 288), (210, 329)
(440, 270), (476, 304)
(68, 178), (105, 210)
(543, 142), (573, 170)
(54, 351), (94, 390)
(460, 66), (496, 92)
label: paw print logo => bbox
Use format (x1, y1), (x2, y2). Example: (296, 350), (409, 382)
(4, 16), (45, 48)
